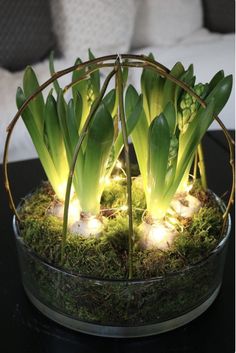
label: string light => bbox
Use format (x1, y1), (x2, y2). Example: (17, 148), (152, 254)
(86, 217), (103, 233)
(113, 175), (122, 181)
(104, 176), (111, 186)
(119, 205), (128, 211)
(183, 182), (193, 193)
(149, 224), (167, 244)
(116, 160), (127, 177)
(116, 161), (123, 169)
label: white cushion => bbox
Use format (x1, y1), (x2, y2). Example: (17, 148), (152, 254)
(51, 0), (137, 60)
(132, 0), (203, 48)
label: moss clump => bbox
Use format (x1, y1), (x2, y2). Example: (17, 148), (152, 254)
(101, 175), (146, 222)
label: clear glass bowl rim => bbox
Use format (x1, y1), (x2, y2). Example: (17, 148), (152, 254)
(13, 192), (231, 284)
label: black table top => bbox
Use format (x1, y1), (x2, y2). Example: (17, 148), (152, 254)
(0, 131), (235, 353)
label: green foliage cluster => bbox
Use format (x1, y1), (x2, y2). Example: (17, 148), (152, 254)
(128, 54), (232, 219)
(17, 52), (232, 223)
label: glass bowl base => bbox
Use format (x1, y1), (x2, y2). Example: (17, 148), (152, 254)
(24, 284), (221, 338)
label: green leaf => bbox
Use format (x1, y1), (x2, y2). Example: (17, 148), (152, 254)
(205, 75), (233, 116)
(23, 66), (45, 134)
(72, 58), (87, 99)
(148, 114), (170, 208)
(162, 61), (185, 109)
(57, 90), (72, 162)
(163, 101), (176, 135)
(208, 70), (224, 93)
(74, 92), (83, 132)
(177, 99), (215, 180)
(79, 103), (114, 214)
(66, 98), (83, 197)
(67, 99), (79, 151)
(175, 64), (195, 105)
(49, 51), (61, 94)
(44, 93), (67, 173)
(103, 89), (116, 117)
(165, 135), (178, 189)
(125, 85), (149, 190)
(16, 87), (60, 194)
(72, 58), (90, 128)
(88, 49), (100, 97)
(106, 86), (143, 177)
(122, 64), (129, 88)
(141, 53), (165, 122)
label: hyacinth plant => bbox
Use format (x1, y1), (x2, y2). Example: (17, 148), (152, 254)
(16, 51), (137, 237)
(125, 54), (232, 247)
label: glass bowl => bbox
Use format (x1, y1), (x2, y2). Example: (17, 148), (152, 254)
(13, 195), (231, 337)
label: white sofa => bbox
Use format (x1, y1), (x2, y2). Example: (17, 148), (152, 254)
(0, 0), (234, 162)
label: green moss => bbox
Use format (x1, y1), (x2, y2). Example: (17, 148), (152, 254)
(18, 179), (225, 280)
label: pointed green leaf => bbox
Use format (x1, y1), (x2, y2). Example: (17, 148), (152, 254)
(88, 49), (100, 97)
(49, 51), (61, 94)
(148, 114), (170, 203)
(103, 89), (117, 116)
(122, 64), (129, 88)
(72, 58), (90, 128)
(114, 94), (143, 155)
(74, 92), (83, 132)
(80, 103), (114, 214)
(57, 90), (72, 162)
(163, 101), (176, 135)
(205, 75), (233, 116)
(141, 53), (165, 122)
(16, 87), (60, 194)
(23, 66), (45, 134)
(124, 85), (149, 189)
(67, 99), (79, 150)
(162, 61), (185, 109)
(208, 70), (224, 93)
(44, 93), (67, 174)
(175, 64), (195, 104)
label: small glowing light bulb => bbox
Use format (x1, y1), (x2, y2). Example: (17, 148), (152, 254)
(183, 182), (193, 193)
(113, 175), (122, 181)
(87, 218), (103, 232)
(104, 176), (111, 186)
(116, 160), (123, 169)
(120, 205), (128, 211)
(149, 224), (167, 243)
